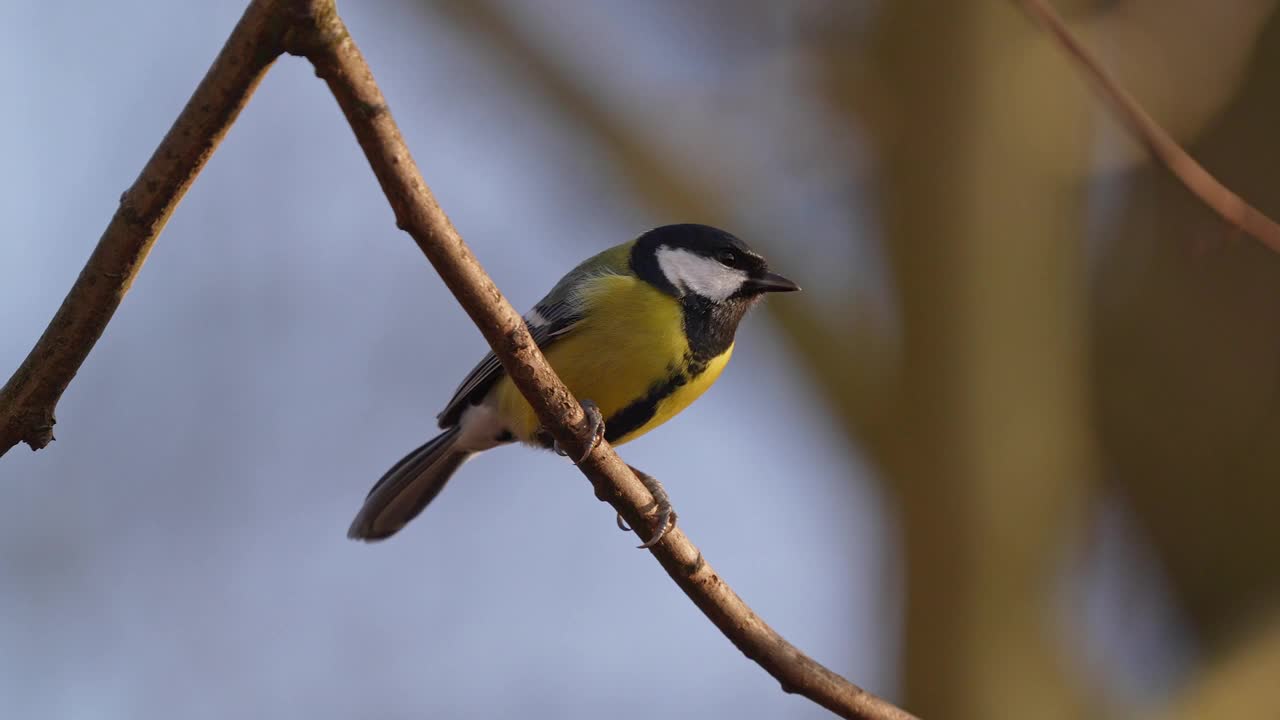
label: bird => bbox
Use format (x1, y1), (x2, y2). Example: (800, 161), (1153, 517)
(348, 223), (799, 543)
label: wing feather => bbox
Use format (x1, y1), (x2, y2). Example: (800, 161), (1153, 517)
(435, 297), (583, 427)
(435, 241), (635, 428)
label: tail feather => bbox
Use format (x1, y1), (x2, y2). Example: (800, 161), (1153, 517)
(348, 427), (471, 541)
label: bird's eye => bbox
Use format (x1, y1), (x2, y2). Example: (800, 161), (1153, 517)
(716, 250), (738, 267)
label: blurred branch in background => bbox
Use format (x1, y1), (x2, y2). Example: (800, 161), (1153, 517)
(0, 2), (284, 457)
(1017, 0), (1280, 250)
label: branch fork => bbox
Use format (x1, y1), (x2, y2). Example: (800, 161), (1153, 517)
(0, 2), (914, 719)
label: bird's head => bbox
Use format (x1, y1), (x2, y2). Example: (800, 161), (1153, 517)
(630, 224), (800, 305)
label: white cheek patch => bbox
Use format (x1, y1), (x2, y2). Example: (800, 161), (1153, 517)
(655, 247), (747, 301)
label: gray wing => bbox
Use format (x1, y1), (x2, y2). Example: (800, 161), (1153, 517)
(435, 296), (583, 428)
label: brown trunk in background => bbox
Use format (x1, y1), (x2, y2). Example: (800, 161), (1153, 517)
(868, 4), (1097, 718)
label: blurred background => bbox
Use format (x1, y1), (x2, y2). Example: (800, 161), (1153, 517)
(2, 1), (1279, 718)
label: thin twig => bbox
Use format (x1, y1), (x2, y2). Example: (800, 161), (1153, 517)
(1016, 0), (1280, 253)
(0, 2), (914, 717)
(0, 1), (289, 455)
(290, 4), (914, 718)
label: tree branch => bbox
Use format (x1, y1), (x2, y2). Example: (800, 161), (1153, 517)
(0, 1), (290, 456)
(1015, 0), (1280, 252)
(0, 1), (914, 718)
(288, 4), (914, 718)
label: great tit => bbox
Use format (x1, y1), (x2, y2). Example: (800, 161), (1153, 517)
(348, 223), (799, 541)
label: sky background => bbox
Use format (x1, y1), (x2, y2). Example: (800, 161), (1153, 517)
(0, 2), (897, 718)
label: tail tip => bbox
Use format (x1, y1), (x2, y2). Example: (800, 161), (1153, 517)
(346, 515), (400, 542)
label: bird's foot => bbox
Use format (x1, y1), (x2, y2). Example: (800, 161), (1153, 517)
(553, 399), (605, 464)
(616, 468), (677, 549)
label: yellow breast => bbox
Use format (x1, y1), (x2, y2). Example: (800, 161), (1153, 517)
(490, 274), (733, 446)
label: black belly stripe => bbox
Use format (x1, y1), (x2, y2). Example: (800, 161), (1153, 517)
(603, 355), (708, 443)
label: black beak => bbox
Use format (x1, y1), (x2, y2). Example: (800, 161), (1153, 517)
(744, 271), (800, 294)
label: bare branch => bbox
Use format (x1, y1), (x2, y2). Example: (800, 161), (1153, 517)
(0, 1), (914, 718)
(289, 5), (914, 718)
(1016, 0), (1280, 252)
(0, 0), (288, 455)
